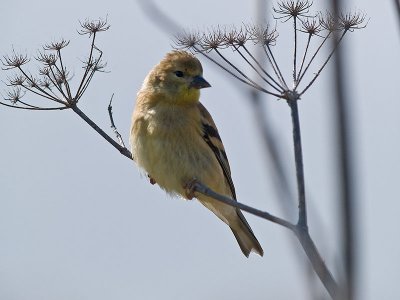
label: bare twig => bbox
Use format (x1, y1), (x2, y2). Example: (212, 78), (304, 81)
(108, 93), (127, 149)
(193, 181), (295, 230)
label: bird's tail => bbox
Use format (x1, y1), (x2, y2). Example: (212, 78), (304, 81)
(230, 210), (264, 257)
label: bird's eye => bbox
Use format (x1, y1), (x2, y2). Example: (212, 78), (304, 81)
(174, 71), (184, 77)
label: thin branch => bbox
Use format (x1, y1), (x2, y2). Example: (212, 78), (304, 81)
(214, 48), (277, 95)
(196, 49), (282, 97)
(47, 64), (69, 100)
(56, 49), (73, 99)
(108, 94), (127, 148)
(295, 33), (331, 89)
(70, 104), (132, 160)
(193, 181), (295, 230)
(0, 101), (68, 110)
(263, 44), (289, 90)
(296, 34), (312, 84)
(300, 31), (346, 95)
(17, 67), (61, 102)
(232, 45), (283, 93)
(74, 33), (97, 99)
(19, 82), (66, 103)
(242, 45), (285, 91)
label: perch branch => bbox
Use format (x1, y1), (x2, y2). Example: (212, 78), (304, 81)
(192, 181), (338, 298)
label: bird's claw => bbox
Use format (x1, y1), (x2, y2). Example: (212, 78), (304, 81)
(184, 178), (198, 200)
(148, 174), (156, 185)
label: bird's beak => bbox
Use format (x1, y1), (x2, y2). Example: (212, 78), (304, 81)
(190, 75), (211, 89)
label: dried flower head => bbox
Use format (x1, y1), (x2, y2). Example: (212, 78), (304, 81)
(319, 11), (339, 32)
(248, 24), (278, 46)
(339, 11), (368, 32)
(38, 67), (51, 76)
(7, 74), (26, 86)
(300, 18), (322, 36)
(40, 77), (53, 89)
(1, 52), (30, 70)
(222, 27), (240, 46)
(274, 0), (314, 22)
(83, 58), (108, 73)
(79, 17), (110, 36)
(44, 39), (70, 51)
(27, 76), (40, 88)
(220, 26), (250, 47)
(52, 69), (70, 86)
(175, 31), (202, 50)
(199, 28), (225, 51)
(36, 52), (58, 66)
(5, 87), (25, 104)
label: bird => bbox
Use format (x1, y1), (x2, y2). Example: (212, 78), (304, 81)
(130, 50), (263, 257)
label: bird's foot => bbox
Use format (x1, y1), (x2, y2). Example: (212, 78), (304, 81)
(148, 174), (156, 185)
(183, 178), (199, 200)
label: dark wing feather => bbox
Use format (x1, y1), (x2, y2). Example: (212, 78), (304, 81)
(197, 102), (236, 199)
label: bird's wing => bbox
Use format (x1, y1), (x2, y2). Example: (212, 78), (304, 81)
(197, 102), (237, 200)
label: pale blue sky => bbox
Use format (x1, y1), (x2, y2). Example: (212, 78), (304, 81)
(0, 0), (399, 299)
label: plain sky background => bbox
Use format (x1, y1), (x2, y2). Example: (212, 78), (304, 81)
(0, 0), (399, 299)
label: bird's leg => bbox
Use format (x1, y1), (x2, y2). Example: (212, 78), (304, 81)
(183, 178), (198, 200)
(148, 174), (156, 185)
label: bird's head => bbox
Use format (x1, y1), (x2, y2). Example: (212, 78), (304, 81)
(146, 51), (211, 105)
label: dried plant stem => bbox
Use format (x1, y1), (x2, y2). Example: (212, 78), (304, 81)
(56, 50), (73, 99)
(263, 45), (289, 89)
(17, 67), (61, 102)
(193, 181), (295, 230)
(193, 181), (338, 299)
(295, 33), (331, 90)
(294, 227), (338, 298)
(296, 34), (312, 84)
(288, 99), (307, 229)
(0, 101), (67, 110)
(300, 31), (346, 96)
(70, 104), (132, 160)
(196, 48), (282, 97)
(242, 45), (285, 91)
(233, 46), (282, 92)
(214, 49), (265, 91)
(75, 33), (97, 99)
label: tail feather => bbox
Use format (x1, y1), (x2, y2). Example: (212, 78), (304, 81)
(198, 198), (263, 257)
(230, 210), (264, 257)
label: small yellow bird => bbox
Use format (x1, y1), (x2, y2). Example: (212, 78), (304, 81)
(130, 50), (263, 257)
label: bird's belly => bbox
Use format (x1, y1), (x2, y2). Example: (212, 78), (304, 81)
(134, 126), (217, 197)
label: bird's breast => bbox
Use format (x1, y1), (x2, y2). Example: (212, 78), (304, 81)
(131, 105), (219, 196)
